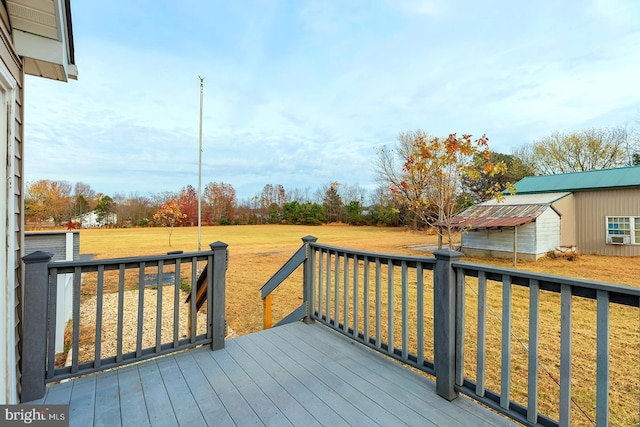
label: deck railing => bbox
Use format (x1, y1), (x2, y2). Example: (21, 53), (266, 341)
(21, 242), (228, 402)
(261, 237), (640, 427)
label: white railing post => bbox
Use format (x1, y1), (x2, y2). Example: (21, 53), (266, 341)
(302, 235), (318, 324)
(433, 248), (464, 401)
(21, 250), (53, 402)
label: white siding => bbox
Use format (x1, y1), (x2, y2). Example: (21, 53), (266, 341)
(463, 222), (536, 254)
(535, 208), (561, 254)
(0, 38), (18, 404)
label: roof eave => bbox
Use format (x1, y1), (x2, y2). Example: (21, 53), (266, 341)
(7, 0), (76, 82)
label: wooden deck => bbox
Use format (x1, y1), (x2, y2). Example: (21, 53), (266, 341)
(31, 322), (516, 426)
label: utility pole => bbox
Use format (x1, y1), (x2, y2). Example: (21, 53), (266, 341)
(198, 76), (204, 251)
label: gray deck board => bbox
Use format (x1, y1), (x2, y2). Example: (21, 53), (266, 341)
(275, 325), (439, 426)
(35, 322), (517, 426)
(236, 333), (350, 425)
(68, 375), (96, 427)
(117, 364), (151, 426)
(224, 340), (323, 427)
(173, 351), (234, 425)
(190, 346), (264, 426)
(247, 327), (379, 425)
(155, 356), (207, 427)
(94, 370), (121, 427)
(138, 361), (178, 427)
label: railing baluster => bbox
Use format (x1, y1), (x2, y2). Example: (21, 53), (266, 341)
(173, 260), (181, 348)
(325, 250), (331, 322)
(94, 265), (104, 368)
(190, 258), (197, 341)
(156, 260), (164, 353)
(401, 261), (408, 360)
(363, 256), (370, 344)
(116, 263), (125, 363)
(416, 263), (424, 367)
(387, 259), (394, 356)
(596, 289), (610, 427)
(353, 257), (359, 339)
(343, 253), (349, 332)
(317, 249), (323, 319)
(527, 279), (540, 423)
(206, 255), (213, 342)
(334, 252), (340, 330)
(309, 246), (316, 321)
(375, 259), (382, 350)
(136, 262), (145, 358)
(46, 267), (58, 380)
(476, 271), (487, 397)
(71, 266), (81, 374)
(559, 284), (572, 427)
(500, 275), (512, 409)
(455, 267), (465, 386)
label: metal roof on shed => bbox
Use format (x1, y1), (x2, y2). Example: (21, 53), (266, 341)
(482, 192), (570, 205)
(447, 203), (551, 229)
(513, 166), (640, 194)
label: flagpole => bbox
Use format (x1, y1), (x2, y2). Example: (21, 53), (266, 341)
(198, 76), (204, 251)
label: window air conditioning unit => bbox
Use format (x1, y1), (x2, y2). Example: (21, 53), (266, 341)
(607, 235), (630, 245)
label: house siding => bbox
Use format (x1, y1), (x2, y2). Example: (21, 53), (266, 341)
(0, 2), (24, 404)
(574, 189), (640, 256)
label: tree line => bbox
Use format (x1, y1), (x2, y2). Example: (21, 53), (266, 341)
(25, 124), (639, 238)
(24, 180), (404, 229)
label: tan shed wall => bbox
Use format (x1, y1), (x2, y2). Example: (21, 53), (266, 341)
(574, 189), (640, 256)
(0, 4), (24, 403)
(551, 193), (575, 246)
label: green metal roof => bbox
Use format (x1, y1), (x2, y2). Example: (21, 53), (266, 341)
(513, 166), (640, 194)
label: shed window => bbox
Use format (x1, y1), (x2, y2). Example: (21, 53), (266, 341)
(606, 216), (638, 245)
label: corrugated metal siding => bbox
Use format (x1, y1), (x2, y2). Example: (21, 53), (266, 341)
(24, 232), (80, 261)
(575, 189), (640, 256)
(535, 208), (561, 253)
(463, 221), (537, 254)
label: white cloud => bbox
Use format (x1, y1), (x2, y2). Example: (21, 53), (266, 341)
(22, 0), (640, 199)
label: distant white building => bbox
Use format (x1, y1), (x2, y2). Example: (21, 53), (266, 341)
(74, 211), (117, 227)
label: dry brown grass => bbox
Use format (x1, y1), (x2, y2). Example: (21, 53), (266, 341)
(73, 225), (639, 426)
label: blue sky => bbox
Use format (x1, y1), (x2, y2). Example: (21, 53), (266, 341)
(24, 0), (640, 201)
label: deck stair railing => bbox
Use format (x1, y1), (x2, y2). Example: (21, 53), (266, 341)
(21, 241), (228, 402)
(261, 236), (640, 427)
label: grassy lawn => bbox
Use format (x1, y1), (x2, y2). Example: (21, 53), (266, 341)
(79, 224), (439, 334)
(79, 225), (639, 336)
(76, 225), (639, 425)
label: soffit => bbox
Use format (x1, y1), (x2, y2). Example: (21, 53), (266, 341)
(6, 0), (60, 41)
(6, 0), (76, 81)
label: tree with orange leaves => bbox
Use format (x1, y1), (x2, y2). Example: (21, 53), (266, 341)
(153, 200), (186, 246)
(392, 132), (509, 249)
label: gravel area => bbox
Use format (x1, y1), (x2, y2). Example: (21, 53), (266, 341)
(69, 286), (234, 365)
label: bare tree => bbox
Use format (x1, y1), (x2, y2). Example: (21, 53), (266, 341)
(375, 130), (434, 229)
(515, 127), (629, 174)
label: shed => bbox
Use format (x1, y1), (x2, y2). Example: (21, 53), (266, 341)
(514, 166), (640, 256)
(452, 193), (573, 261)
